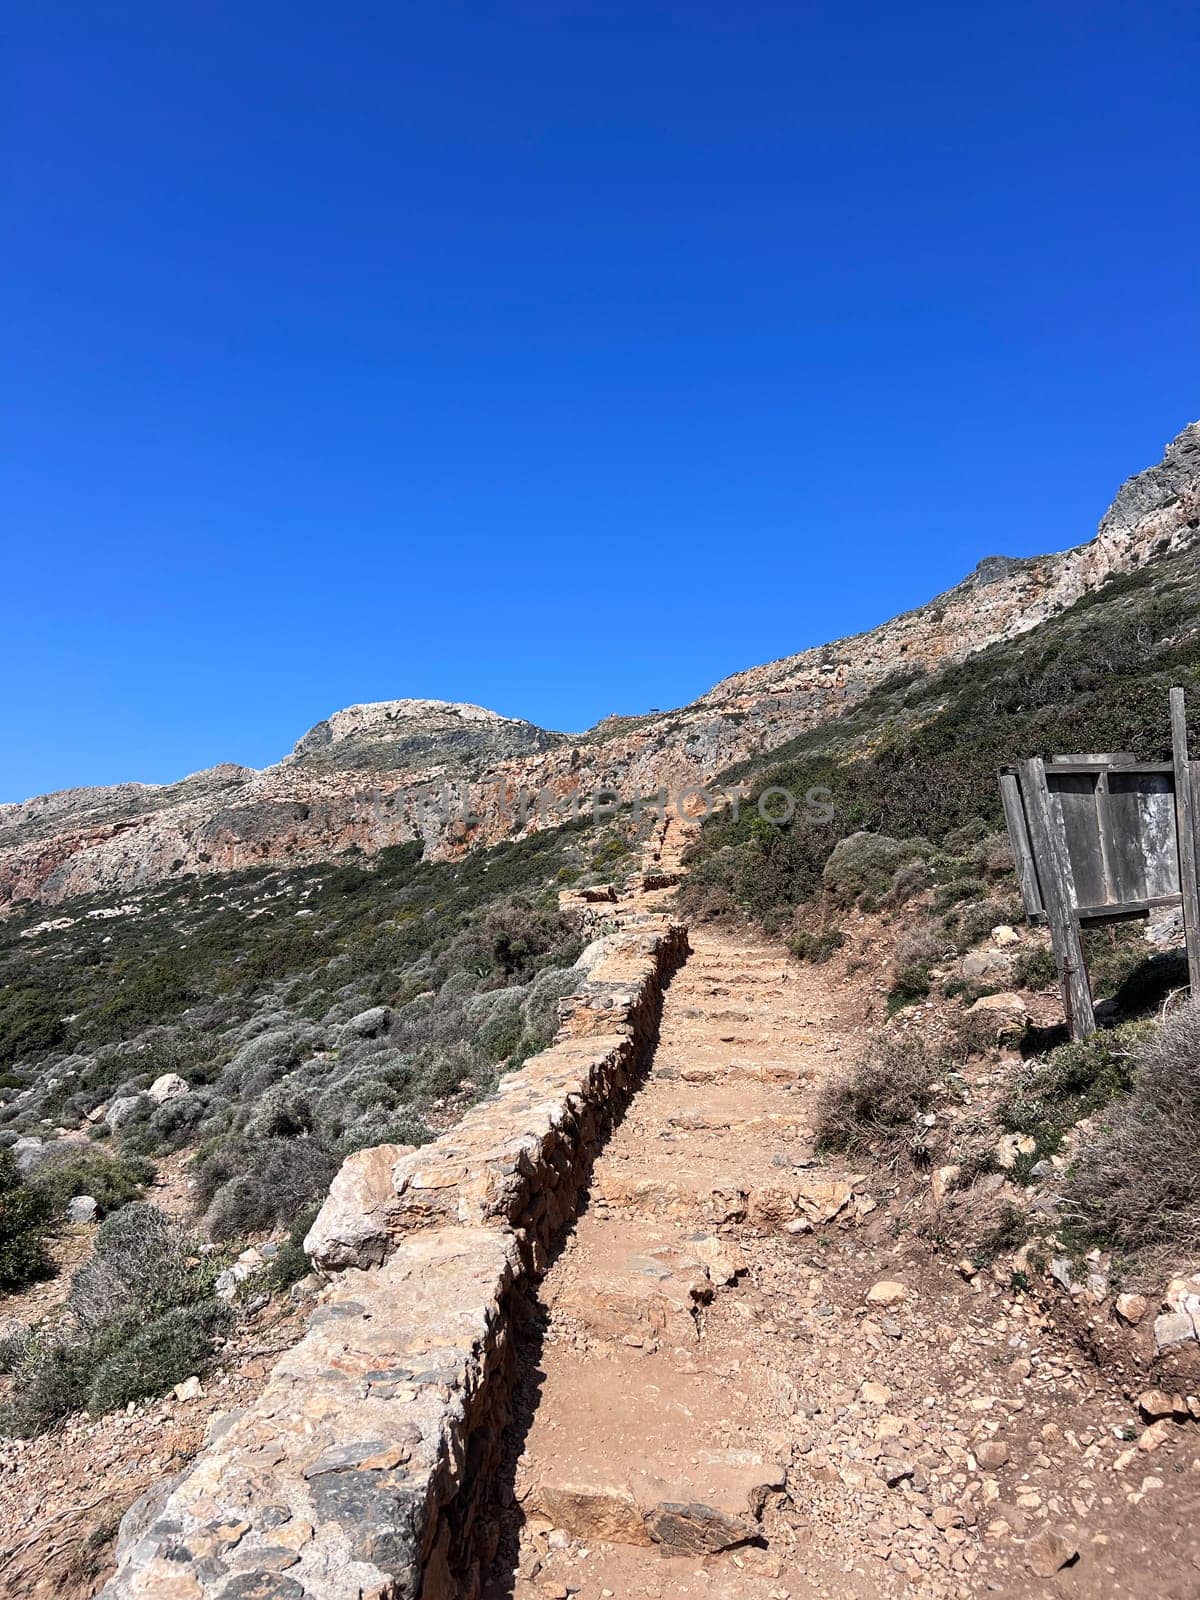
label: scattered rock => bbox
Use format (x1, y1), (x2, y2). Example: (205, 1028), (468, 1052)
(1026, 1526), (1079, 1578)
(1154, 1312), (1197, 1353)
(963, 948), (1013, 981)
(1138, 1389), (1184, 1420)
(1049, 1257), (1075, 1292)
(994, 1132), (1036, 1170)
(966, 991), (1029, 1042)
(865, 1280), (909, 1307)
(12, 1135), (44, 1175)
(67, 1194), (98, 1224)
(1137, 1419), (1175, 1453)
(105, 1095), (145, 1129)
(931, 1165), (960, 1205)
(976, 1439), (1010, 1470)
(1115, 1292), (1149, 1326)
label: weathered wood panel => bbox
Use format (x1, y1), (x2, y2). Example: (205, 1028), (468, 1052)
(1104, 772), (1179, 903)
(1171, 688), (1200, 993)
(999, 770), (1043, 918)
(1048, 774), (1108, 911)
(1020, 757), (1096, 1039)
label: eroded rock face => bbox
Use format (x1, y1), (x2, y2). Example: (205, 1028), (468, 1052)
(3, 423), (1199, 911)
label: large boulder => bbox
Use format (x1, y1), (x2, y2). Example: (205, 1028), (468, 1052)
(305, 1142), (415, 1273)
(105, 1094), (146, 1129)
(962, 948), (1013, 982)
(966, 991), (1029, 1044)
(68, 1194), (99, 1224)
(147, 1072), (190, 1103)
(12, 1136), (44, 1176)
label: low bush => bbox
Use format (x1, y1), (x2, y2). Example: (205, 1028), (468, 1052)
(69, 1203), (216, 1339)
(973, 1203), (1032, 1265)
(887, 964), (932, 1013)
(1012, 944), (1058, 992)
(0, 1336), (95, 1436)
(814, 1033), (946, 1158)
(0, 1202), (224, 1437)
(264, 1203), (321, 1293)
(890, 858), (931, 905)
(200, 1136), (339, 1241)
(85, 1300), (230, 1415)
(945, 899), (1006, 954)
(1066, 1002), (1200, 1252)
(823, 834), (929, 909)
(30, 1146), (152, 1218)
(999, 1025), (1145, 1178)
(0, 1150), (55, 1293)
(787, 928), (845, 964)
(894, 921), (954, 970)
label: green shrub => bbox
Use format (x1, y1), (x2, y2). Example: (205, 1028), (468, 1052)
(0, 1203), (226, 1437)
(887, 964), (932, 1012)
(894, 921), (954, 970)
(0, 1150), (55, 1293)
(264, 1203), (321, 1293)
(814, 1034), (945, 1158)
(200, 1137), (338, 1241)
(973, 1203), (1032, 1265)
(1012, 944), (1057, 991)
(31, 1146), (152, 1218)
(0, 986), (65, 1066)
(1067, 1003), (1200, 1252)
(823, 834), (929, 909)
(0, 1336), (95, 1437)
(945, 899), (1005, 953)
(786, 928), (845, 964)
(85, 1300), (230, 1415)
(999, 1024), (1145, 1178)
(70, 1203), (216, 1338)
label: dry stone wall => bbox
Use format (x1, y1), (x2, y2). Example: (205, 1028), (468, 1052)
(100, 914), (688, 1600)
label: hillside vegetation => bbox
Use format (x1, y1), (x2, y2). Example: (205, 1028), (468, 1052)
(0, 815), (638, 1431)
(682, 546), (1200, 929)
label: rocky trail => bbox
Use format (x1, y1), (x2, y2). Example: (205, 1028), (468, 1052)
(489, 825), (1200, 1600)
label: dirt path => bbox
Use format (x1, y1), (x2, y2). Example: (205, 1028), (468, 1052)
(490, 825), (1200, 1600)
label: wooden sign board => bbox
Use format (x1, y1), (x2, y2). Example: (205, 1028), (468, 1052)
(998, 688), (1200, 1038)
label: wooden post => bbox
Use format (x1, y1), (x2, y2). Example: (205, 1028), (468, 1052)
(1169, 687), (1200, 996)
(1019, 757), (1096, 1038)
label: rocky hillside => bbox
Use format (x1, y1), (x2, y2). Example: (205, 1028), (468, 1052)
(3, 422), (1198, 912)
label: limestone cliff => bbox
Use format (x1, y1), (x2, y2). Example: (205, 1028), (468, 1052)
(3, 422), (1198, 911)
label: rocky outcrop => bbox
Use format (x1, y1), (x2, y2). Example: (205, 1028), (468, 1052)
(4, 422), (1199, 911)
(100, 915), (688, 1600)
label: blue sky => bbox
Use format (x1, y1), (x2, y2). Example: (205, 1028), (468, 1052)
(4, 1), (1199, 800)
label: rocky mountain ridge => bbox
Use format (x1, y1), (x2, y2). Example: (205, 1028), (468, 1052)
(3, 421), (1198, 911)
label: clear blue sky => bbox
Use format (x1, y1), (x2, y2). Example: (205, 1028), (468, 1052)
(4, 1), (1199, 801)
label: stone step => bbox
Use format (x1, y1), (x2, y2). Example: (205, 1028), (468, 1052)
(590, 1155), (863, 1230)
(654, 1057), (813, 1086)
(544, 1230), (718, 1346)
(518, 1351), (784, 1555)
(526, 1450), (785, 1554)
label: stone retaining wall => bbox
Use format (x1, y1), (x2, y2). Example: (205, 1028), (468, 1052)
(101, 915), (688, 1600)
